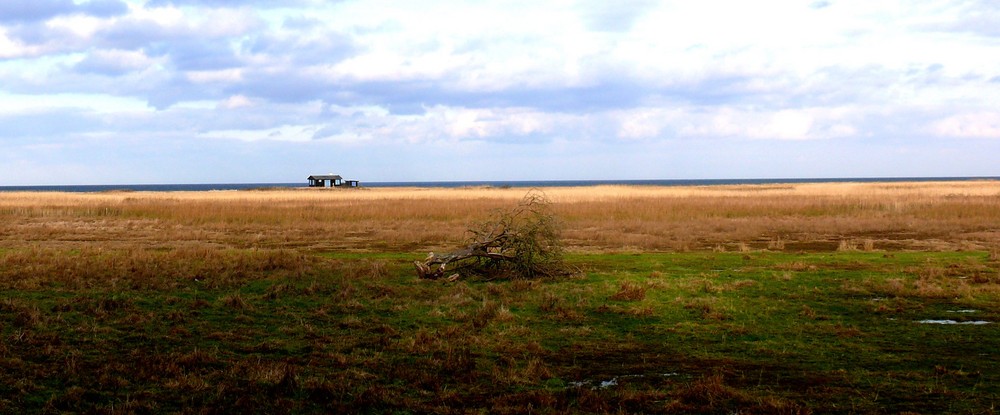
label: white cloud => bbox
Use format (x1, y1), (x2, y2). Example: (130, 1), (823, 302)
(47, 15), (106, 39)
(218, 94), (255, 109)
(417, 106), (556, 140)
(185, 68), (243, 83)
(199, 124), (322, 142)
(0, 28), (41, 58)
(2, 0), (1000, 184)
(311, 1), (608, 90)
(932, 112), (1000, 138)
(194, 103), (574, 146)
(74, 48), (156, 74)
(0, 91), (150, 114)
(614, 106), (862, 141)
(126, 4), (187, 31)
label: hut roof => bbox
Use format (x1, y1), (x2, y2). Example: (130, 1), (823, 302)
(308, 174), (343, 180)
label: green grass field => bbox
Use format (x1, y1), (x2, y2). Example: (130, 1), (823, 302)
(3, 248), (998, 413)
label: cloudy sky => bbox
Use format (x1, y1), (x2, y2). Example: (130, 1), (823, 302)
(2, 0), (999, 185)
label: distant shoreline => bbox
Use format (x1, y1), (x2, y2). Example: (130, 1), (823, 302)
(1, 176), (998, 193)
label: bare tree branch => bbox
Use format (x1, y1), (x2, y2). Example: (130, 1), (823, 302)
(415, 190), (566, 280)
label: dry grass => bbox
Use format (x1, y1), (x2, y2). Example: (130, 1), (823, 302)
(2, 180), (999, 254)
(609, 281), (647, 301)
(0, 246), (316, 290)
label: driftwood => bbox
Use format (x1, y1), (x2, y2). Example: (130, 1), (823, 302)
(415, 191), (565, 281)
(414, 233), (514, 280)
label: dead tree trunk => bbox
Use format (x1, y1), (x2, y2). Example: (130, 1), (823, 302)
(414, 234), (514, 280)
(415, 191), (565, 280)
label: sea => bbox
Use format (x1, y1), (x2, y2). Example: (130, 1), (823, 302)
(1, 177), (997, 192)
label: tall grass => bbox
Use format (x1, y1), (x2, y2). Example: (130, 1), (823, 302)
(1, 181), (999, 253)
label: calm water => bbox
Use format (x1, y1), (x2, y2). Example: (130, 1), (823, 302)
(1, 177), (997, 192)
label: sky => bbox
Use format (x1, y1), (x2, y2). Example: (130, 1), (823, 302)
(1, 0), (999, 185)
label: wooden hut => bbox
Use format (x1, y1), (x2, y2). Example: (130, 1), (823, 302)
(307, 174), (359, 187)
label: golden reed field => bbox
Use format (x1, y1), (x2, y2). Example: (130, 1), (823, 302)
(2, 180), (999, 255)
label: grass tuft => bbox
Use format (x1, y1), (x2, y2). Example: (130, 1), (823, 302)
(862, 238), (876, 251)
(837, 239), (856, 251)
(768, 238), (785, 251)
(220, 292), (254, 310)
(609, 281), (647, 301)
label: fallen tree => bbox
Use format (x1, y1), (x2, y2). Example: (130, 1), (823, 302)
(415, 191), (566, 280)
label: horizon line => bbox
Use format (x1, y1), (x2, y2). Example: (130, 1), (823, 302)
(3, 175), (999, 189)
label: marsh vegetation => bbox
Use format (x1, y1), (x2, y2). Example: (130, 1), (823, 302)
(1, 181), (999, 413)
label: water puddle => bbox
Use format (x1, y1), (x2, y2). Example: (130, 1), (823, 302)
(569, 372), (680, 389)
(916, 319), (991, 325)
(913, 309), (991, 324)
